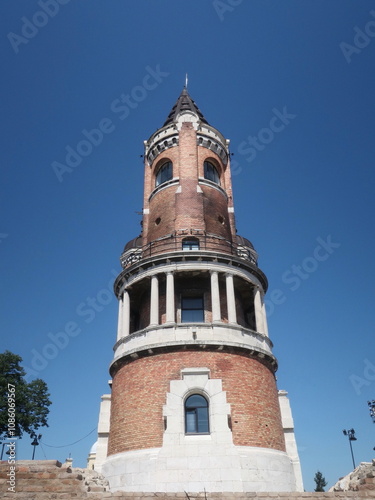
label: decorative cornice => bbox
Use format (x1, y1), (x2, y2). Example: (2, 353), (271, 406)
(109, 341), (278, 378)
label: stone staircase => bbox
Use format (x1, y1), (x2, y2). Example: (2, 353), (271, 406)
(0, 460), (109, 499)
(330, 461), (375, 493)
(1, 459), (375, 499)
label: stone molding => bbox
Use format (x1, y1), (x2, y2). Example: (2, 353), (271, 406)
(162, 367), (232, 446)
(110, 324), (277, 378)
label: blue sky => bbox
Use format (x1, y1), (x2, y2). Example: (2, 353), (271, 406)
(1, 0), (375, 492)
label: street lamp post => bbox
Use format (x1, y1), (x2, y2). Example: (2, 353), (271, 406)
(368, 400), (375, 423)
(369, 400), (375, 451)
(1, 443), (11, 460)
(343, 428), (357, 470)
(31, 433), (42, 460)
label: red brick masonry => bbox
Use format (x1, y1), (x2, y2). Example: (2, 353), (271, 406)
(108, 350), (285, 455)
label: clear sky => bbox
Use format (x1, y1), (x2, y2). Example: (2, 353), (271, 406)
(1, 0), (375, 492)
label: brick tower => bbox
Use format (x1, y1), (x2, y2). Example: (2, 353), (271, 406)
(96, 88), (303, 493)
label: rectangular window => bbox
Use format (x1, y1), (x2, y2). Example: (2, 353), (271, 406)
(185, 408), (209, 433)
(197, 407), (209, 433)
(181, 296), (204, 323)
(182, 239), (200, 251)
(186, 410), (196, 433)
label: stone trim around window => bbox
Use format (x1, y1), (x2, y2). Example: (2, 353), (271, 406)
(162, 367), (233, 446)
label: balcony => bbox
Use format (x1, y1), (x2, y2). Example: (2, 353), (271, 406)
(120, 232), (258, 269)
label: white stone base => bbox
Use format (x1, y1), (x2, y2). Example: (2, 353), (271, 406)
(101, 445), (299, 493)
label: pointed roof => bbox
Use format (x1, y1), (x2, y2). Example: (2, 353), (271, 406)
(163, 88), (209, 126)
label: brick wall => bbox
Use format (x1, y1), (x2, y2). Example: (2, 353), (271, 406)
(197, 145), (234, 242)
(201, 184), (232, 240)
(197, 142), (237, 243)
(142, 147), (180, 247)
(147, 185), (177, 242)
(143, 123), (236, 253)
(107, 350), (284, 455)
(137, 289), (150, 330)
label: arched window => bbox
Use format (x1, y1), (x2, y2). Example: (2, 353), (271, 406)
(185, 394), (209, 434)
(204, 161), (220, 185)
(155, 161), (172, 187)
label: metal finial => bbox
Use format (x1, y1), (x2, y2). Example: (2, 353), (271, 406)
(185, 73), (188, 89)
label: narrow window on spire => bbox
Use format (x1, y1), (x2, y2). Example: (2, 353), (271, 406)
(155, 161), (172, 187)
(204, 161), (220, 185)
(185, 394), (209, 434)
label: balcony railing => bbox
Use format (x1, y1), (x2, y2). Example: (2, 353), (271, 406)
(120, 232), (258, 269)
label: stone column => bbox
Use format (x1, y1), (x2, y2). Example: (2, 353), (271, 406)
(122, 290), (130, 337)
(254, 288), (264, 334)
(225, 273), (237, 323)
(210, 271), (221, 322)
(116, 296), (123, 341)
(166, 271), (175, 323)
(150, 275), (159, 326)
(261, 297), (269, 337)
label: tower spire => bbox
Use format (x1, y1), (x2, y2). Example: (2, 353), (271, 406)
(163, 87), (208, 126)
